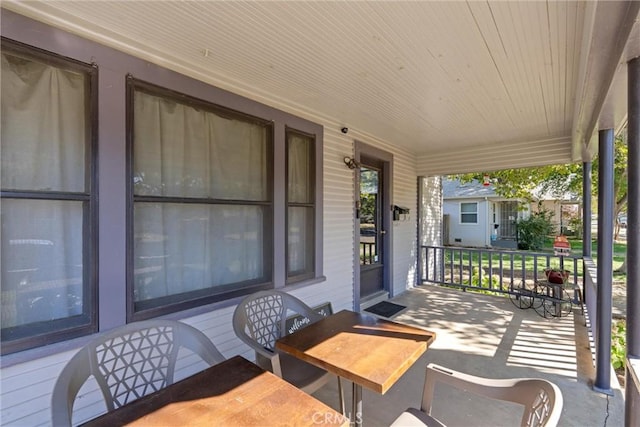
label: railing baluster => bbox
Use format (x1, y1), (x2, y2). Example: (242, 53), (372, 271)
(458, 248), (463, 285)
(450, 248), (455, 283)
(478, 250), (483, 288)
(440, 247), (445, 284)
(468, 249), (472, 287)
(425, 246), (430, 282)
(510, 253), (514, 287)
(489, 252), (493, 290)
(499, 253), (504, 291)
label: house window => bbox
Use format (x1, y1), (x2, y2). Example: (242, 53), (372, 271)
(0, 40), (97, 354)
(128, 80), (273, 320)
(460, 202), (478, 224)
(286, 128), (315, 282)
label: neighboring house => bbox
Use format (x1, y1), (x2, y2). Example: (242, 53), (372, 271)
(443, 179), (581, 249)
(443, 179), (529, 249)
(530, 188), (582, 236)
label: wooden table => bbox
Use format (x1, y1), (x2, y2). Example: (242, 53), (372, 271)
(82, 355), (347, 427)
(275, 310), (436, 426)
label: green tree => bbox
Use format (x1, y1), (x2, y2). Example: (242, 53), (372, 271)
(455, 133), (628, 239)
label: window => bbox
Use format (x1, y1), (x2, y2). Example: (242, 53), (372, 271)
(128, 80), (273, 320)
(460, 202), (478, 224)
(0, 40), (97, 354)
(286, 128), (316, 282)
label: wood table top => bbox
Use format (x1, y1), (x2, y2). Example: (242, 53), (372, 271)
(275, 310), (436, 394)
(82, 355), (347, 427)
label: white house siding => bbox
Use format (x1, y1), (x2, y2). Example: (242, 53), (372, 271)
(443, 198), (490, 248)
(0, 14), (432, 427)
(306, 126), (356, 313)
(419, 176), (443, 284)
(390, 152), (420, 296)
(419, 177), (443, 248)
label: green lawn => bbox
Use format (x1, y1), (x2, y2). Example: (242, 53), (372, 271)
(441, 237), (626, 279)
(565, 238), (626, 275)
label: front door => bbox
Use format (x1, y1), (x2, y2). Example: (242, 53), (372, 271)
(499, 201), (519, 239)
(358, 155), (388, 299)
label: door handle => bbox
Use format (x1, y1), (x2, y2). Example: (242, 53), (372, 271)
(380, 230), (387, 235)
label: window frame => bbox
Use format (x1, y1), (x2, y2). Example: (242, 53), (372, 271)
(285, 127), (317, 284)
(126, 77), (276, 322)
(0, 37), (99, 355)
(459, 202), (478, 224)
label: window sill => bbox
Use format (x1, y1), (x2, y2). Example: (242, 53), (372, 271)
(284, 275), (327, 290)
(0, 333), (93, 369)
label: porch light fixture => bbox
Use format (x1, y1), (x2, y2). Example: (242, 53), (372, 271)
(483, 174), (491, 186)
(343, 156), (360, 170)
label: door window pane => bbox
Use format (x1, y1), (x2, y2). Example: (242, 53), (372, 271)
(360, 167), (380, 265)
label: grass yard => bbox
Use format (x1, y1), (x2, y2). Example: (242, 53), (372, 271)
(440, 236), (627, 284)
(565, 238), (627, 277)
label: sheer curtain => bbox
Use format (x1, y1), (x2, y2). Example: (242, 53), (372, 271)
(132, 91), (268, 306)
(1, 52), (86, 329)
(287, 133), (314, 276)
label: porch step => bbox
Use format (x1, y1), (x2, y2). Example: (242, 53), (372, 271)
(359, 291), (389, 312)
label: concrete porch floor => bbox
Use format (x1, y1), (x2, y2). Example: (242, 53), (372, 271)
(313, 284), (624, 426)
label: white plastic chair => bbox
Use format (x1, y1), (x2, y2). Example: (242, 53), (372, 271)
(233, 290), (344, 406)
(51, 319), (225, 426)
(391, 363), (563, 427)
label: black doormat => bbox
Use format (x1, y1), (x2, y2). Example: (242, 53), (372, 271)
(364, 301), (406, 318)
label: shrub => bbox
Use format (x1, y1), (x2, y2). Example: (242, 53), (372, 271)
(612, 320), (626, 370)
(517, 207), (555, 250)
(463, 267), (502, 296)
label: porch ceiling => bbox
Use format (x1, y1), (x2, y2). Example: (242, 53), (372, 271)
(4, 1), (639, 175)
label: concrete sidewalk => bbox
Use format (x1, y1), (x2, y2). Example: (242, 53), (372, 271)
(314, 285), (624, 426)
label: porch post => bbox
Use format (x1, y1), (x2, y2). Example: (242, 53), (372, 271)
(594, 128), (614, 394)
(626, 55), (640, 426)
(417, 176), (424, 285)
(582, 162), (592, 257)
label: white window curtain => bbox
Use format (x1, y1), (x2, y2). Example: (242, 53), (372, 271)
(1, 52), (86, 329)
(287, 133), (314, 276)
(133, 91), (268, 306)
(133, 91), (267, 200)
(1, 53), (86, 191)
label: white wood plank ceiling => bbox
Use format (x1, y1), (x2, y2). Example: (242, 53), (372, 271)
(3, 1), (639, 175)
